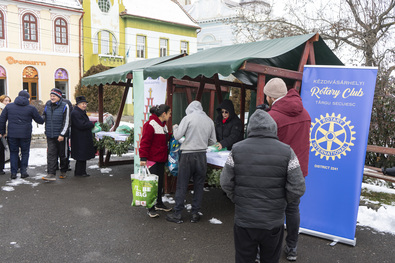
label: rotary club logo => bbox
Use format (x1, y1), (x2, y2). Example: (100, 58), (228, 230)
(310, 113), (356, 160)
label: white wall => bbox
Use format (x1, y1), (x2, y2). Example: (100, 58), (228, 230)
(124, 28), (198, 62)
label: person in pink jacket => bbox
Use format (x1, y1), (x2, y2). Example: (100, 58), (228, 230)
(264, 78), (311, 262)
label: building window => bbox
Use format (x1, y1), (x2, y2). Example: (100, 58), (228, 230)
(160, 38), (168, 57)
(181, 41), (189, 54)
(98, 0), (111, 13)
(137, 35), (146, 58)
(54, 18), (67, 45)
(101, 30), (110, 54)
(93, 30), (118, 55)
(55, 68), (68, 98)
(0, 66), (6, 95)
(0, 11), (4, 39)
(23, 13), (38, 42)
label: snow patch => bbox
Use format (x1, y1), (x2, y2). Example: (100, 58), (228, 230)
(100, 168), (112, 174)
(162, 194), (175, 204)
(88, 165), (99, 169)
(358, 205), (395, 235)
(2, 186), (14, 191)
(209, 218), (223, 224)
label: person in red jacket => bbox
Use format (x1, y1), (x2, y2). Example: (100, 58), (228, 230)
(264, 78), (311, 262)
(139, 104), (172, 218)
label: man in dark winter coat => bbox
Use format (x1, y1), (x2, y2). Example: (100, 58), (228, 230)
(70, 96), (95, 177)
(220, 110), (305, 263)
(42, 88), (70, 181)
(0, 90), (44, 179)
(214, 99), (243, 150)
(264, 78), (311, 261)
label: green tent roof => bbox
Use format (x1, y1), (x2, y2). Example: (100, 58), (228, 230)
(143, 34), (343, 85)
(81, 54), (183, 87)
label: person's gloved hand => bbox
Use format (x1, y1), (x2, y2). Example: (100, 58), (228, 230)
(256, 103), (270, 111)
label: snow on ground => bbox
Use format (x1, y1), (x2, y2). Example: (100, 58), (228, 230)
(32, 121), (134, 135)
(2, 147), (395, 233)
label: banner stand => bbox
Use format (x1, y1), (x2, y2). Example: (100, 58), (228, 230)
(299, 228), (356, 246)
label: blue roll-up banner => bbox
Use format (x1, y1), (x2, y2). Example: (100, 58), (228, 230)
(299, 65), (378, 246)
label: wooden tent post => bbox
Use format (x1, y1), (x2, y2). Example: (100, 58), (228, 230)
(256, 74), (266, 106)
(166, 77), (174, 132)
(195, 78), (205, 101)
(240, 85), (246, 137)
(294, 33), (319, 91)
(185, 87), (193, 104)
(209, 90), (215, 119)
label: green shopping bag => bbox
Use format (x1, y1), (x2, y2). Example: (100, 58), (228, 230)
(131, 167), (158, 208)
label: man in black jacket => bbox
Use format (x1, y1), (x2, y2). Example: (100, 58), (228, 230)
(220, 110), (305, 263)
(42, 88), (70, 181)
(214, 99), (243, 150)
(0, 90), (44, 179)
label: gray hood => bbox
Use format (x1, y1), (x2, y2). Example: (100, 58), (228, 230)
(247, 110), (277, 137)
(185, 100), (204, 115)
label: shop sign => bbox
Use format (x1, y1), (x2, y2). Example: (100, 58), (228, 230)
(6, 56), (46, 66)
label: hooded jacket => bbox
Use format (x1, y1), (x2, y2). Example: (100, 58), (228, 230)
(0, 91), (44, 138)
(173, 101), (216, 153)
(268, 89), (311, 177)
(215, 99), (243, 150)
(220, 110), (306, 230)
(139, 114), (169, 163)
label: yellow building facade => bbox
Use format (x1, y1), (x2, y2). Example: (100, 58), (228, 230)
(82, 0), (199, 115)
(0, 0), (83, 103)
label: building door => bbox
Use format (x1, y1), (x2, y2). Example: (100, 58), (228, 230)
(0, 66), (6, 95)
(23, 66), (38, 100)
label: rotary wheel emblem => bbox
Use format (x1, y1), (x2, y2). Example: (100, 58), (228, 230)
(310, 113), (356, 160)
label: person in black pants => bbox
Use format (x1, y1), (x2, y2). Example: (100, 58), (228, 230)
(42, 88), (70, 181)
(70, 96), (95, 177)
(139, 104), (172, 218)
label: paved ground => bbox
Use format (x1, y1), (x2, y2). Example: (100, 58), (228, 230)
(1, 145), (395, 262)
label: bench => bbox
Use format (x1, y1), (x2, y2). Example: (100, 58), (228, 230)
(364, 145), (395, 183)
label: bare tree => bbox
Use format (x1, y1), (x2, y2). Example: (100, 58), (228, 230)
(229, 0), (395, 167)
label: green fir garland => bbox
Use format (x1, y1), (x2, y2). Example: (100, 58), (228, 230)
(93, 123), (134, 156)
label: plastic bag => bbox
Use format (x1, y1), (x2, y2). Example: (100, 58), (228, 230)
(167, 136), (181, 176)
(207, 145), (228, 152)
(131, 166), (158, 208)
(116, 125), (132, 135)
(91, 122), (101, 133)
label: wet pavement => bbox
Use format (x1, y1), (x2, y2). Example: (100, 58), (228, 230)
(0, 146), (394, 262)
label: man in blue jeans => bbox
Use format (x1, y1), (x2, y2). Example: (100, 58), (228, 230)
(0, 90), (44, 179)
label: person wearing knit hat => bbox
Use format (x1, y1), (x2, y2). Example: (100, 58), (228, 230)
(263, 78), (311, 261)
(0, 90), (44, 179)
(263, 78), (288, 107)
(50, 88), (63, 99)
(42, 88), (70, 181)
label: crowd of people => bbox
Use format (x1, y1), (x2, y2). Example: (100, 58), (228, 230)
(139, 77), (309, 263)
(0, 88), (96, 181)
(0, 77), (309, 262)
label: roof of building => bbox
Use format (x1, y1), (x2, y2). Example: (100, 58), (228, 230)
(82, 33), (343, 87)
(81, 54), (185, 87)
(28, 0), (82, 10)
(122, 0), (199, 28)
(143, 33), (343, 84)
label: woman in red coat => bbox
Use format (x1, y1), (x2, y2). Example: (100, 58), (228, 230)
(139, 104), (172, 218)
